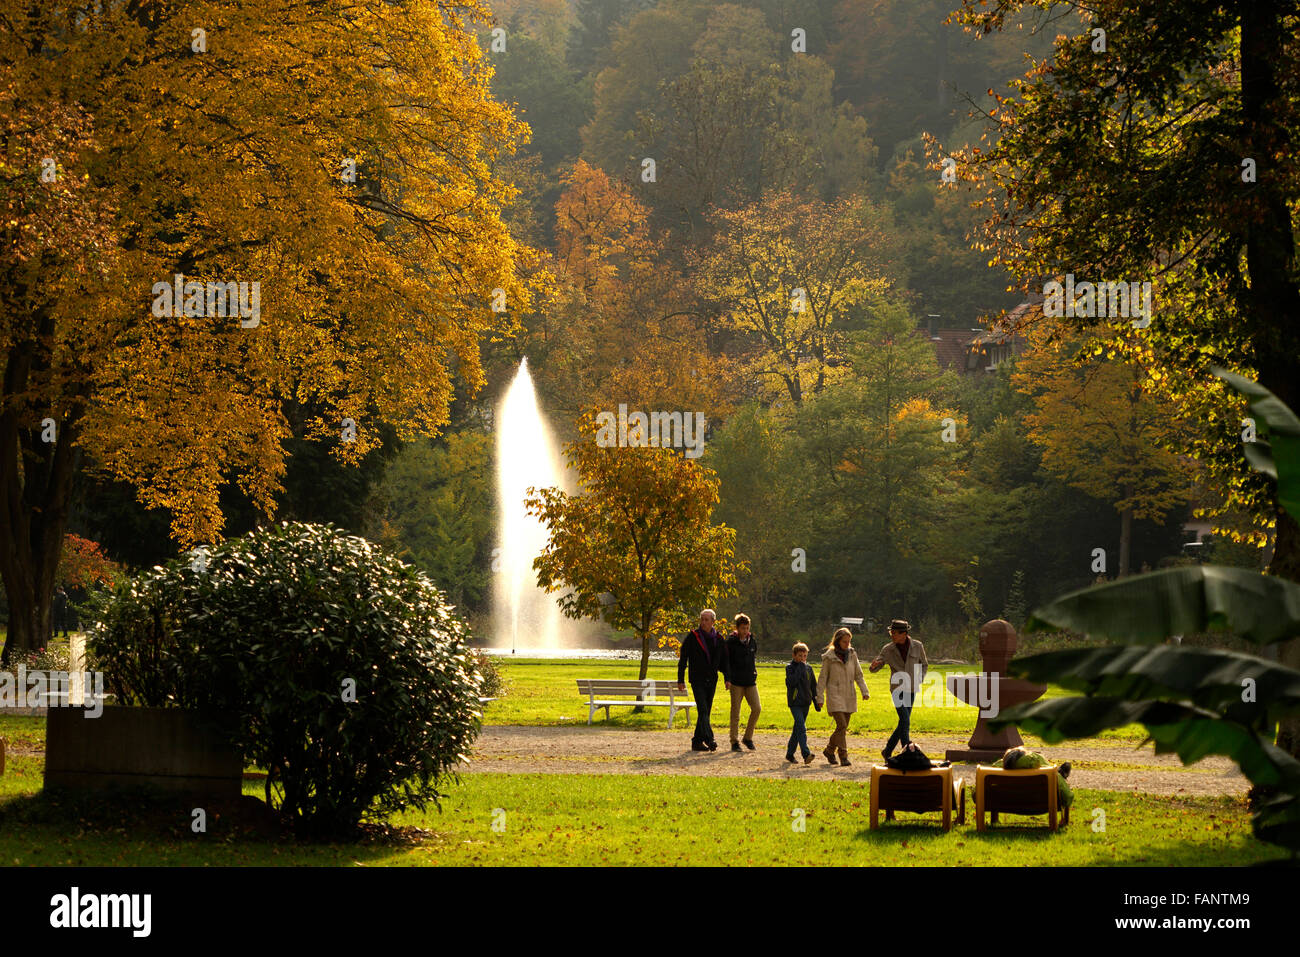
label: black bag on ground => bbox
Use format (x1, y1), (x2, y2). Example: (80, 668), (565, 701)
(885, 743), (947, 770)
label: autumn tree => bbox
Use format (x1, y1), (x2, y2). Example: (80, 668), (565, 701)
(1012, 321), (1197, 577)
(695, 189), (895, 407)
(55, 534), (122, 592)
(526, 414), (741, 680)
(0, 1), (540, 660)
(0, 88), (117, 663)
(533, 160), (733, 426)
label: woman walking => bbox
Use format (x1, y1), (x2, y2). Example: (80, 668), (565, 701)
(816, 627), (870, 766)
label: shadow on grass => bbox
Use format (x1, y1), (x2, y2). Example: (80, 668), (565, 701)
(0, 784), (435, 858)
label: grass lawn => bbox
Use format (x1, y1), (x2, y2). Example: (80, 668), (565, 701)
(0, 753), (1278, 866)
(483, 656), (1149, 742)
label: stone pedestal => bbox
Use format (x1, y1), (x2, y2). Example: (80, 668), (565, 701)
(945, 619), (1045, 764)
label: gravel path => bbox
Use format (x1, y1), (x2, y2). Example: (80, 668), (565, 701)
(465, 725), (1249, 797)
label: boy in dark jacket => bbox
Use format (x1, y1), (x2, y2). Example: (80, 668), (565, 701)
(785, 642), (820, 764)
(724, 613), (761, 751)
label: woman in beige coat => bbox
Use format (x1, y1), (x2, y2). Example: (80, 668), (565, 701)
(816, 628), (870, 766)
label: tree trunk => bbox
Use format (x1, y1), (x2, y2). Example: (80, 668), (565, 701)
(1, 310), (78, 666)
(1241, 0), (1300, 762)
(1270, 514), (1300, 756)
(1118, 499), (1133, 578)
(637, 628), (650, 682)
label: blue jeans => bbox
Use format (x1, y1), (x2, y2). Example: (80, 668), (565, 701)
(885, 703), (912, 755)
(787, 705), (811, 758)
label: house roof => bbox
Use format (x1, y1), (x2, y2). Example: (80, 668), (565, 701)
(924, 328), (980, 369)
(919, 301), (1035, 370)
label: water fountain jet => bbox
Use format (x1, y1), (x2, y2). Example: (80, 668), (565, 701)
(493, 358), (568, 653)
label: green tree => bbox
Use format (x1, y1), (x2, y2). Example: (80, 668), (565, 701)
(366, 432), (494, 612)
(950, 0), (1300, 753)
(790, 301), (962, 619)
(705, 402), (805, 635)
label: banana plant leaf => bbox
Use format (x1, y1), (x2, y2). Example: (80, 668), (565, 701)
(1214, 367), (1300, 517)
(1024, 565), (1300, 645)
(1005, 645), (1300, 724)
(989, 696), (1300, 790)
(1253, 792), (1300, 851)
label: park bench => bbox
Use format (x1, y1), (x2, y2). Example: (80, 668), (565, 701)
(575, 679), (693, 728)
(975, 764), (1069, 831)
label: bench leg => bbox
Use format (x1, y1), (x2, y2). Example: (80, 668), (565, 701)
(604, 706), (610, 722)
(667, 705), (675, 729)
(588, 704), (595, 725)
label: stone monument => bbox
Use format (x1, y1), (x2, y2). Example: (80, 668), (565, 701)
(945, 618), (1046, 763)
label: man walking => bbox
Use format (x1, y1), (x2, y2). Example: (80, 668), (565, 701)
(724, 613), (761, 751)
(868, 619), (929, 760)
(677, 609), (728, 752)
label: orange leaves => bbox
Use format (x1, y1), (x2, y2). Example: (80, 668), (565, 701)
(5, 0), (541, 547)
(525, 413), (742, 638)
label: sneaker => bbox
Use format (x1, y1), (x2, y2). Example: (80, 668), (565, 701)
(803, 752), (815, 765)
(731, 741), (742, 752)
(742, 739), (756, 751)
(1059, 760), (1072, 779)
(785, 753), (796, 763)
(707, 741), (718, 751)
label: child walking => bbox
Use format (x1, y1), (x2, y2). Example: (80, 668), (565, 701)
(785, 642), (821, 764)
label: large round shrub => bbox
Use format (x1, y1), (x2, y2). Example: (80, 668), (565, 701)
(90, 521), (483, 837)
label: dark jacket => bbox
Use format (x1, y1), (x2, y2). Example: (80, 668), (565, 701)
(786, 660), (818, 709)
(724, 633), (759, 686)
(678, 627), (726, 686)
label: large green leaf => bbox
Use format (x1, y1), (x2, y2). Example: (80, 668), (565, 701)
(1006, 645), (1300, 724)
(1024, 565), (1300, 645)
(1213, 366), (1300, 517)
(1253, 792), (1300, 851)
(991, 696), (1300, 790)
